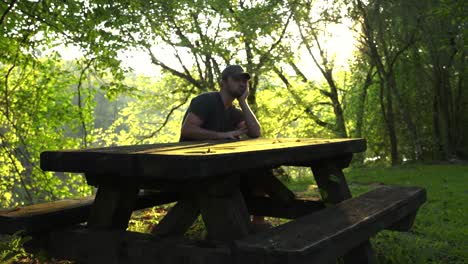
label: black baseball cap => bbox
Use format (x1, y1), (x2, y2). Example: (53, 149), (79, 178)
(221, 65), (251, 80)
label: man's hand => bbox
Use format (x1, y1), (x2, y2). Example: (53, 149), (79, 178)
(221, 127), (248, 139)
(237, 82), (249, 102)
(236, 87), (261, 138)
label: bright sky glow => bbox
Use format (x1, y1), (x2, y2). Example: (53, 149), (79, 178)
(294, 21), (357, 81)
(54, 16), (357, 82)
(118, 48), (160, 76)
(116, 21), (357, 81)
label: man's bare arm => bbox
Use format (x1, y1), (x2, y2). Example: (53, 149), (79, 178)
(181, 112), (248, 140)
(237, 87), (261, 138)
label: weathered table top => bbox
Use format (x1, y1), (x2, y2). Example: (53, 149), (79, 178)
(40, 138), (366, 182)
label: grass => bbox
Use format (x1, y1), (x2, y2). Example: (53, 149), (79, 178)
(2, 164), (467, 263)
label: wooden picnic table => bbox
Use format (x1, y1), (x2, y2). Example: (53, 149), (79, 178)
(39, 137), (424, 263)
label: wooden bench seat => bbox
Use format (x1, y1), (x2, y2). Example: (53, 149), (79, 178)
(0, 191), (178, 235)
(234, 186), (426, 264)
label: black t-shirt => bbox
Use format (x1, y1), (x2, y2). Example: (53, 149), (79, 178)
(180, 92), (244, 141)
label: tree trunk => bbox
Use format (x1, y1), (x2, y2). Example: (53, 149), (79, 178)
(325, 71), (348, 138)
(385, 72), (399, 166)
(353, 68), (373, 165)
(367, 33), (399, 165)
(433, 65), (454, 160)
(453, 47), (466, 157)
(355, 68), (373, 139)
(391, 72), (422, 161)
(358, 0), (400, 165)
(244, 40), (258, 114)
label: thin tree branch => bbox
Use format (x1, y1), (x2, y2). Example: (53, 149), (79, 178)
(0, 133), (33, 203)
(296, 21), (328, 79)
(138, 89), (194, 142)
(289, 61), (309, 83)
(143, 43), (202, 90)
(273, 67), (334, 130)
(388, 32), (417, 69)
(257, 10), (294, 69)
(0, 0), (18, 25)
(76, 58), (94, 148)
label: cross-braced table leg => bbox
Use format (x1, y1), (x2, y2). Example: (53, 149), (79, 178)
(152, 175), (250, 241)
(150, 197), (199, 237)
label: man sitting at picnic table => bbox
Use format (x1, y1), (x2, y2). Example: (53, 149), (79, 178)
(180, 64), (270, 230)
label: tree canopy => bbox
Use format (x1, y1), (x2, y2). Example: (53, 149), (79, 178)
(0, 0), (466, 206)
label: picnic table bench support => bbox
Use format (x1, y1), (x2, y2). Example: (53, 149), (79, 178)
(242, 169), (296, 204)
(199, 175), (250, 242)
(389, 211), (418, 231)
(311, 155), (376, 264)
(87, 176), (139, 230)
(152, 175), (251, 241)
(150, 197), (200, 237)
(200, 189), (250, 241)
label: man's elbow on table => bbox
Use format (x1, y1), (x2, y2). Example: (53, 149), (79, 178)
(247, 126), (261, 138)
(238, 121), (260, 139)
(180, 124), (191, 139)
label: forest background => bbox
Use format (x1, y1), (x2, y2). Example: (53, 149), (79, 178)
(0, 0), (466, 208)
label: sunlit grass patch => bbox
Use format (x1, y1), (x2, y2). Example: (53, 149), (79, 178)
(0, 233), (30, 263)
(371, 230), (465, 264)
(127, 203), (173, 233)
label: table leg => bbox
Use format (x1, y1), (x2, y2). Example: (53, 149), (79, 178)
(87, 181), (139, 230)
(310, 156), (376, 264)
(199, 175), (250, 242)
(243, 169), (295, 204)
(311, 160), (352, 204)
(150, 198), (199, 237)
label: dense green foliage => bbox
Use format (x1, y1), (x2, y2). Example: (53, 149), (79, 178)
(0, 0), (466, 207)
(0, 232), (30, 263)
